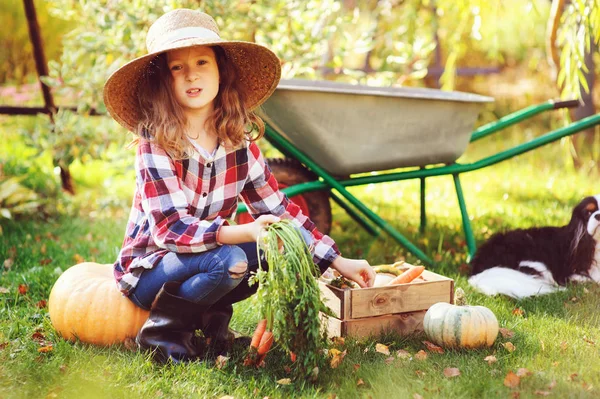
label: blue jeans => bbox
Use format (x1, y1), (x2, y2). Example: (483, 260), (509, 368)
(129, 242), (261, 310)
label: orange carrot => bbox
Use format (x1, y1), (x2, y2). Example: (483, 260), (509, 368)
(387, 265), (425, 285)
(250, 319), (267, 349)
(256, 330), (274, 356)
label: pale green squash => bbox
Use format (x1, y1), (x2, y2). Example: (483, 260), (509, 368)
(423, 302), (499, 349)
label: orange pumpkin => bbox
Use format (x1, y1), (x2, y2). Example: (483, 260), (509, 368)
(49, 262), (149, 346)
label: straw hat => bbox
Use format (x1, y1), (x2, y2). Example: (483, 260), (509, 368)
(103, 9), (281, 132)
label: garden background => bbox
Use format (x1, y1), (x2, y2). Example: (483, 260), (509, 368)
(1, 0), (600, 398)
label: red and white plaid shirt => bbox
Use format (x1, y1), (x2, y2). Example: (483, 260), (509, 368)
(114, 138), (340, 295)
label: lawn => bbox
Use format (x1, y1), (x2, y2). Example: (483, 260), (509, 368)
(1, 116), (600, 398)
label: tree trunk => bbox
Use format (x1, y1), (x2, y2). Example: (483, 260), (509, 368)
(60, 166), (75, 195)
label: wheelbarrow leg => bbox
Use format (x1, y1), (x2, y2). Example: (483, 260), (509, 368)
(420, 170), (426, 234)
(330, 191), (380, 237)
(452, 174), (476, 260)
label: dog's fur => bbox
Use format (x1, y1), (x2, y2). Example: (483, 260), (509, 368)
(468, 195), (600, 299)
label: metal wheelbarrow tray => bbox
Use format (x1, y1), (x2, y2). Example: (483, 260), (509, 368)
(239, 79), (600, 265)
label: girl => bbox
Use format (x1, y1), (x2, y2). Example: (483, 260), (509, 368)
(103, 8), (375, 364)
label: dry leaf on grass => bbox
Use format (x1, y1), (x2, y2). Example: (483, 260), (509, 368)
(0, 287), (9, 294)
(582, 338), (595, 345)
(123, 337), (137, 352)
(504, 371), (520, 388)
(353, 364), (360, 372)
(560, 341), (568, 351)
(37, 345), (53, 353)
(499, 328), (515, 338)
(503, 342), (516, 352)
(422, 341), (444, 354)
(396, 349), (411, 359)
(568, 373), (578, 382)
(516, 368), (532, 377)
(375, 343), (390, 356)
(443, 368), (461, 378)
(276, 378), (291, 385)
(215, 355), (229, 369)
(36, 300), (47, 308)
(512, 308), (525, 317)
(413, 394), (424, 399)
(484, 355), (497, 365)
(3, 258), (13, 270)
(534, 391), (551, 396)
(384, 356), (395, 365)
(356, 379), (365, 387)
(18, 284), (28, 295)
(329, 349), (346, 369)
(415, 350), (428, 360)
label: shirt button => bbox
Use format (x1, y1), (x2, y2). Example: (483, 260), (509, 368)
(202, 192), (207, 198)
(206, 162), (212, 168)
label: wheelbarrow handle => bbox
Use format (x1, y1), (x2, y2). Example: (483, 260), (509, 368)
(552, 99), (581, 109)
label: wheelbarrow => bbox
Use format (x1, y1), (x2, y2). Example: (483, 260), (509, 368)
(237, 79), (600, 266)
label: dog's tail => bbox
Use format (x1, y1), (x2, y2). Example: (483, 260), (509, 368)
(468, 264), (565, 299)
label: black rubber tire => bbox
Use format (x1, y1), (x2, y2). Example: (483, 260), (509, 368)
(266, 158), (332, 235)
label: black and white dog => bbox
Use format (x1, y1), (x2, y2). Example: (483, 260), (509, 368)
(468, 195), (600, 299)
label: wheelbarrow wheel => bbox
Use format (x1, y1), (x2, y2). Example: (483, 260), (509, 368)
(236, 158), (332, 235)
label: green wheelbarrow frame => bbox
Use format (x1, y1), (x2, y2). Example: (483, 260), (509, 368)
(238, 99), (600, 266)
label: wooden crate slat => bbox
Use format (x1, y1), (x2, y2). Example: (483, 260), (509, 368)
(350, 280), (453, 319)
(321, 311), (426, 338)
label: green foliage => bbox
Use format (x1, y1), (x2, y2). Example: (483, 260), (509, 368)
(0, 0), (72, 84)
(556, 0), (600, 98)
(0, 176), (40, 224)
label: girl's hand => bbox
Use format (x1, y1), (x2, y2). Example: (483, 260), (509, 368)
(330, 256), (376, 288)
(248, 215), (281, 242)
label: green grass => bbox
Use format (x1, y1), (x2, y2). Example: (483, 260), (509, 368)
(2, 130), (600, 398)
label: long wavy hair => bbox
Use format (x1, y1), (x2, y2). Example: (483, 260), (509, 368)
(134, 46), (265, 159)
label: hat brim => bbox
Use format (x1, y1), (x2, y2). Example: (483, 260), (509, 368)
(103, 39), (281, 132)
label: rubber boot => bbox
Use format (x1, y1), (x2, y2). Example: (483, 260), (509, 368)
(136, 281), (206, 363)
(200, 303), (252, 358)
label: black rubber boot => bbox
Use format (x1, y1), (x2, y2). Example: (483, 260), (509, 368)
(136, 281), (206, 364)
(200, 303), (252, 358)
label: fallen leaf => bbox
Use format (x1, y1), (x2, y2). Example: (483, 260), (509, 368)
(503, 342), (516, 352)
(499, 328), (515, 338)
(375, 343), (390, 356)
(0, 287), (9, 294)
(413, 394), (424, 399)
(332, 337), (345, 346)
(415, 350), (428, 360)
(18, 284), (28, 295)
(73, 254), (85, 264)
(560, 341), (568, 352)
(582, 338), (595, 345)
(552, 361), (559, 367)
(384, 356), (395, 365)
(511, 392), (520, 399)
(59, 364), (67, 373)
(353, 363), (360, 372)
(0, 342), (8, 350)
(40, 258), (52, 266)
(356, 379), (365, 387)
(568, 373), (578, 382)
(123, 337), (137, 352)
(516, 368), (532, 377)
(443, 367), (461, 378)
(310, 366), (319, 382)
(422, 340), (444, 354)
(415, 370), (426, 377)
(329, 349), (346, 369)
(3, 258), (13, 270)
(512, 308), (525, 317)
(284, 366), (291, 374)
(40, 244), (47, 255)
(31, 331), (45, 342)
(36, 300), (47, 308)
(397, 349), (411, 359)
(484, 355), (497, 365)
(504, 371), (520, 388)
(570, 297), (578, 302)
(215, 355), (229, 369)
(534, 391), (551, 396)
(276, 378), (291, 385)
(38, 345), (53, 353)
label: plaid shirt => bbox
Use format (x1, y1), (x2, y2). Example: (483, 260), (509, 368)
(114, 138), (340, 295)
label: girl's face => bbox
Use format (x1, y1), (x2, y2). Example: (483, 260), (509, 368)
(166, 46), (220, 117)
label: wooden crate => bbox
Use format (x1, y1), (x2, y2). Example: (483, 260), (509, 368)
(319, 270), (454, 338)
